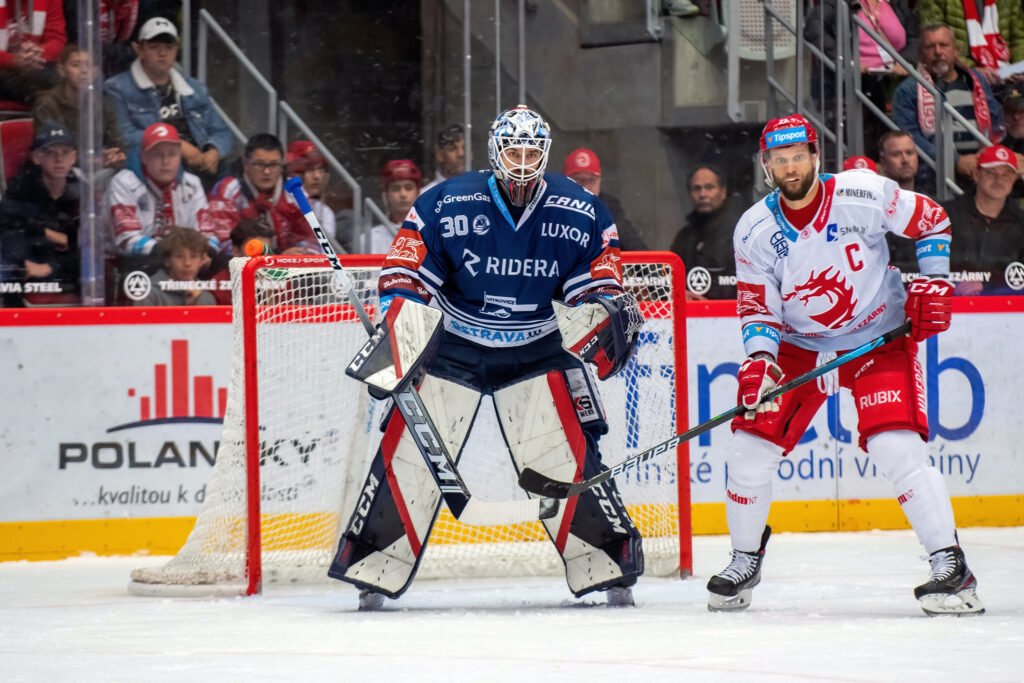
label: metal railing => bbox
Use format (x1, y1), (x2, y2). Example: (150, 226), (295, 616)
(754, 0), (999, 200)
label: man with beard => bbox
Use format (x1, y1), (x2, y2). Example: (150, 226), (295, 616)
(877, 130), (924, 271)
(708, 114), (984, 617)
(892, 23), (1002, 186)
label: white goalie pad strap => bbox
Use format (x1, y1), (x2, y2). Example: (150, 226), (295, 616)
(551, 298), (609, 360)
(347, 297), (443, 393)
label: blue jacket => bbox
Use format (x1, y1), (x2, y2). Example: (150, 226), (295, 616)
(891, 65), (1003, 162)
(105, 59), (234, 158)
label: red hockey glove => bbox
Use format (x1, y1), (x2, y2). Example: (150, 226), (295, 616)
(737, 356), (784, 421)
(904, 277), (954, 342)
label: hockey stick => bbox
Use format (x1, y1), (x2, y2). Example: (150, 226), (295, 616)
(518, 321), (913, 499)
(284, 177), (559, 525)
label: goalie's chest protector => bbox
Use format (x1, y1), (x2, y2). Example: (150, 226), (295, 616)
(418, 172), (619, 347)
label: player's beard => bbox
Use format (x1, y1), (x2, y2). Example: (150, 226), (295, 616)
(773, 166), (816, 202)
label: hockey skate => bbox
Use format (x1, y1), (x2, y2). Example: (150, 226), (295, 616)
(358, 589), (386, 611)
(707, 526), (771, 612)
(605, 585), (635, 608)
(914, 546), (985, 616)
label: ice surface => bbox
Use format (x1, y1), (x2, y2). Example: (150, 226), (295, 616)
(1, 528), (1022, 682)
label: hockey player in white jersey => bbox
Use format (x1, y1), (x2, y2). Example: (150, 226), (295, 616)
(330, 105), (646, 609)
(708, 114), (983, 616)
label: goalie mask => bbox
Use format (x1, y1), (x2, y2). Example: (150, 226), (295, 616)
(488, 105), (552, 207)
(759, 114), (820, 189)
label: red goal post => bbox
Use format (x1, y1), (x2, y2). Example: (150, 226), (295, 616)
(129, 252), (691, 596)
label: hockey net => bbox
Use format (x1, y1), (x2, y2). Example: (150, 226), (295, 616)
(129, 253), (690, 596)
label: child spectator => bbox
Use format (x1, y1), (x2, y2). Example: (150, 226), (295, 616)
(0, 123), (79, 306)
(0, 0), (65, 105)
(33, 43), (126, 168)
(210, 218), (278, 305)
(370, 159), (421, 253)
(105, 17), (231, 187)
(104, 122), (219, 268)
(421, 124), (464, 193)
(208, 133), (318, 255)
(63, 0), (141, 77)
(286, 140), (337, 241)
(135, 225), (216, 306)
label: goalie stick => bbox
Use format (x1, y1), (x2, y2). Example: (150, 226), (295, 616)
(284, 177), (559, 526)
(518, 322), (913, 499)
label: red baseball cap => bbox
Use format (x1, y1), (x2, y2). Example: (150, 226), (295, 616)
(978, 144), (1018, 170)
(563, 148), (601, 177)
(842, 155), (877, 172)
(380, 159), (422, 188)
(142, 123), (181, 152)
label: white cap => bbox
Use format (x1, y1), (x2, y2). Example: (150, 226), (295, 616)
(138, 17), (179, 42)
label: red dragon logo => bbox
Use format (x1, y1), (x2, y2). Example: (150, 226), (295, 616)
(782, 267), (857, 329)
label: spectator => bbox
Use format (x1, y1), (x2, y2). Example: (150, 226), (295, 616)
(0, 123), (79, 306)
(370, 159), (421, 254)
(806, 0), (918, 152)
(105, 17), (231, 188)
(842, 156), (878, 172)
(999, 86), (1024, 157)
(562, 148), (647, 250)
(134, 225), (216, 306)
(942, 144), (1024, 294)
(63, 0), (140, 76)
(104, 122), (218, 267)
(892, 23), (1003, 184)
(286, 140), (337, 241)
(0, 0), (64, 104)
(917, 0), (1024, 83)
(33, 43), (126, 169)
(668, 164), (741, 300)
(421, 124), (464, 193)
(210, 218), (277, 305)
(877, 131), (924, 271)
(877, 130), (921, 190)
(207, 133), (317, 255)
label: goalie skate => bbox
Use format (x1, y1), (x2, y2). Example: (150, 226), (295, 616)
(914, 546), (985, 617)
(707, 526), (771, 612)
(605, 585), (635, 608)
(358, 589), (386, 612)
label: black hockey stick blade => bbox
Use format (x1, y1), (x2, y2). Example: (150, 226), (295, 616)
(518, 322), (912, 498)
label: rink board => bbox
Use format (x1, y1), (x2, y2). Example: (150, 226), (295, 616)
(1, 300), (1023, 560)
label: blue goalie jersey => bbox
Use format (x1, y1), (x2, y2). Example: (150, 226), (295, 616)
(378, 171), (624, 347)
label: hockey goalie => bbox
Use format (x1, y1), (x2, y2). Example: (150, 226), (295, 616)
(329, 105), (647, 609)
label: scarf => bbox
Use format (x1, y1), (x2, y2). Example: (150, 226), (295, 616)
(963, 0), (1010, 68)
(100, 0), (139, 45)
(916, 63), (997, 142)
(0, 0), (47, 51)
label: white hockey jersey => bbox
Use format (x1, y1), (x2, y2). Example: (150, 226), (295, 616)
(734, 171), (951, 356)
(105, 167), (218, 256)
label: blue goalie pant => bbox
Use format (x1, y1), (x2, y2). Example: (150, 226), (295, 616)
(328, 332), (644, 598)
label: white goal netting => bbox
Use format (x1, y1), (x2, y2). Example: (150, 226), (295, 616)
(129, 254), (688, 596)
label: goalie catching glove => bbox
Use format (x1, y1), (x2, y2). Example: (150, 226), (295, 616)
(552, 292), (643, 380)
(346, 297), (444, 398)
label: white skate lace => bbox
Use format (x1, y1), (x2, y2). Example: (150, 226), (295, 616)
(815, 350), (839, 395)
(928, 549), (958, 582)
(718, 549), (760, 583)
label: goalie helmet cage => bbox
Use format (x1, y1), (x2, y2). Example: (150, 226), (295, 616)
(128, 252), (692, 597)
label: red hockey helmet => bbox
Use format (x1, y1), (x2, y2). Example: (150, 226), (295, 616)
(759, 114), (819, 152)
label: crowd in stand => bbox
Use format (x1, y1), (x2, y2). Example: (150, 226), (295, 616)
(0, 3), (1022, 308)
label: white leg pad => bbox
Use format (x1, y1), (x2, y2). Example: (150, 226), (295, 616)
(867, 430), (957, 553)
(726, 431), (784, 552)
(342, 536), (420, 595)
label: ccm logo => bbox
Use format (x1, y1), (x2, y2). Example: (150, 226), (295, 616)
(908, 280), (953, 296)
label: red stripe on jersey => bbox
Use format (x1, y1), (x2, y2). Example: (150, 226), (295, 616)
(382, 228), (427, 270)
(736, 281), (770, 318)
(387, 298), (406, 381)
(903, 194), (949, 239)
(590, 246), (623, 284)
(547, 372), (587, 553)
(380, 413), (421, 556)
